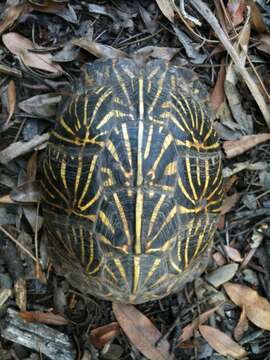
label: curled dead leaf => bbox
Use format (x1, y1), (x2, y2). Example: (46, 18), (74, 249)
(20, 311), (69, 326)
(224, 245), (243, 262)
(199, 325), (247, 359)
(2, 32), (63, 73)
(210, 64), (225, 113)
(224, 282), (270, 331)
(6, 80), (16, 124)
(220, 193), (241, 216)
(234, 307), (249, 341)
(113, 303), (173, 360)
(155, 0), (174, 22)
(90, 322), (120, 349)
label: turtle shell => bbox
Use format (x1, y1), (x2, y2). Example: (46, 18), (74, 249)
(40, 59), (223, 304)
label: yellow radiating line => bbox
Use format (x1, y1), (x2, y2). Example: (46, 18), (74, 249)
(164, 160), (177, 175)
(170, 258), (182, 273)
(74, 95), (81, 130)
(79, 225), (85, 264)
(144, 125), (153, 160)
(99, 234), (129, 253)
(60, 159), (68, 190)
(97, 110), (130, 129)
(204, 125), (214, 143)
(135, 189), (143, 255)
(147, 66), (160, 93)
(160, 111), (185, 132)
(106, 139), (120, 162)
(199, 104), (205, 136)
(142, 258), (161, 287)
(148, 133), (173, 180)
(83, 95), (89, 126)
(139, 78), (144, 120)
(186, 157), (198, 200)
(178, 205), (204, 214)
(113, 193), (132, 246)
(52, 131), (82, 146)
(71, 211), (96, 222)
(146, 236), (176, 253)
(44, 162), (69, 206)
(60, 116), (76, 136)
(99, 211), (115, 234)
(206, 177), (223, 201)
(48, 150), (57, 180)
(101, 167), (114, 187)
(122, 67), (135, 79)
(79, 189), (100, 212)
(192, 225), (207, 260)
(193, 100), (199, 129)
(170, 75), (176, 91)
(178, 176), (195, 205)
(85, 237), (95, 272)
(184, 218), (195, 268)
(114, 258), (128, 285)
(148, 72), (166, 114)
(114, 68), (132, 106)
(196, 158), (201, 186)
(68, 96), (74, 117)
(200, 159), (210, 199)
(88, 89), (113, 128)
(87, 258), (103, 275)
(78, 155), (98, 207)
(147, 194), (166, 237)
(122, 123), (132, 169)
(137, 121), (144, 186)
(213, 158), (221, 185)
(104, 265), (118, 283)
(132, 256), (140, 294)
(152, 206), (177, 241)
(181, 94), (195, 128)
(175, 139), (220, 151)
(74, 155), (83, 198)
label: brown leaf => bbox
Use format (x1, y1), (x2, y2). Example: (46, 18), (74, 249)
(71, 38), (129, 59)
(227, 0), (246, 26)
(20, 311), (69, 326)
(0, 3), (31, 35)
(6, 80), (16, 124)
(180, 306), (220, 342)
(155, 0), (174, 22)
(205, 263), (239, 288)
(224, 282), (270, 331)
(224, 134), (270, 159)
(199, 325), (247, 358)
(234, 307), (249, 341)
(212, 251), (226, 266)
(224, 245), (243, 262)
(220, 193), (241, 216)
(10, 181), (41, 203)
(248, 0), (267, 34)
(135, 46), (179, 61)
(90, 322), (120, 349)
(113, 303), (173, 360)
(2, 32), (63, 73)
(14, 278), (27, 311)
(257, 34), (270, 55)
(210, 64), (225, 113)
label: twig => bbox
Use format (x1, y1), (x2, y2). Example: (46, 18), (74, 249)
(189, 0), (270, 128)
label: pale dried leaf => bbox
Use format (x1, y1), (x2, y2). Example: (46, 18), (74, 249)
(18, 94), (62, 118)
(224, 134), (270, 158)
(135, 46), (179, 60)
(224, 282), (270, 330)
(205, 263), (239, 288)
(234, 307), (249, 341)
(257, 34), (270, 55)
(0, 3), (31, 35)
(113, 303), (173, 360)
(224, 245), (243, 262)
(155, 0), (174, 22)
(6, 80), (16, 124)
(71, 38), (129, 59)
(212, 252), (226, 266)
(2, 32), (63, 73)
(227, 0), (246, 26)
(14, 278), (27, 311)
(199, 325), (247, 358)
(248, 0), (267, 34)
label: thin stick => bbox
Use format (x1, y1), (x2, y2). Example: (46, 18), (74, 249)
(189, 0), (270, 128)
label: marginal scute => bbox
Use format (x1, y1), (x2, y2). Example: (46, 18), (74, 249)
(41, 59), (223, 304)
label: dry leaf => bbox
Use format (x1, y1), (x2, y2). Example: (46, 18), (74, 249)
(220, 193), (241, 215)
(180, 306), (220, 342)
(224, 245), (243, 262)
(224, 134), (270, 158)
(224, 282), (270, 331)
(155, 0), (174, 22)
(71, 38), (129, 59)
(199, 325), (247, 358)
(90, 322), (120, 349)
(210, 64), (225, 113)
(135, 46), (179, 61)
(257, 34), (270, 55)
(20, 311), (69, 326)
(205, 263), (239, 288)
(227, 0), (246, 26)
(234, 307), (249, 341)
(212, 252), (226, 266)
(248, 0), (267, 34)
(2, 32), (63, 73)
(113, 303), (173, 360)
(6, 80), (16, 124)
(0, 3), (31, 35)
(14, 278), (27, 311)
(10, 181), (41, 203)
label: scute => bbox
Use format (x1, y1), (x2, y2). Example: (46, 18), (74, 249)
(41, 58), (223, 304)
